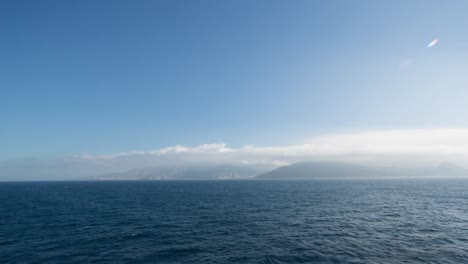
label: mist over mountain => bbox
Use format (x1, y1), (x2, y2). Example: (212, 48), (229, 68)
(5, 129), (468, 181)
(90, 161), (468, 181)
(91, 164), (270, 181)
(256, 161), (468, 179)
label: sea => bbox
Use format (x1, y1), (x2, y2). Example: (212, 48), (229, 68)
(1, 179), (468, 263)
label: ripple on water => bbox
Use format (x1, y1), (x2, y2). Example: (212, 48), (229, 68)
(1, 179), (468, 263)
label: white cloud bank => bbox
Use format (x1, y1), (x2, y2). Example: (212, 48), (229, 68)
(78, 128), (468, 166)
(3, 128), (468, 180)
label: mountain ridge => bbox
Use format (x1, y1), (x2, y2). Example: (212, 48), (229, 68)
(256, 161), (468, 179)
(90, 164), (270, 180)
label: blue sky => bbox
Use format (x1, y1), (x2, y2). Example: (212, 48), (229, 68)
(2, 0), (468, 160)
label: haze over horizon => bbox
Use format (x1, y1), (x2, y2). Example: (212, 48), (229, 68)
(3, 0), (468, 180)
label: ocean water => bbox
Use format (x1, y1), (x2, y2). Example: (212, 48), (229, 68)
(1, 179), (468, 264)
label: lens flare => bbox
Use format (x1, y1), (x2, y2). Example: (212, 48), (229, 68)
(427, 38), (439, 48)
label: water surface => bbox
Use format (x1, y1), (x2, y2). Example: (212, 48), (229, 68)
(1, 179), (468, 263)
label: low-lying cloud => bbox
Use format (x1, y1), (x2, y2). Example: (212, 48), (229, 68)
(80, 128), (468, 165)
(2, 128), (468, 180)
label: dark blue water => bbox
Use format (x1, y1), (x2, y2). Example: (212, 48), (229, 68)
(1, 179), (468, 263)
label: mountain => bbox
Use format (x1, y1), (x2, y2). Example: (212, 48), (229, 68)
(91, 164), (269, 180)
(256, 161), (468, 179)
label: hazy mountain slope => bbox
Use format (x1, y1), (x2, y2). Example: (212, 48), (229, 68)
(91, 164), (269, 180)
(256, 161), (468, 179)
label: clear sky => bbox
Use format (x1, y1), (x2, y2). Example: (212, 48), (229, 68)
(2, 0), (468, 160)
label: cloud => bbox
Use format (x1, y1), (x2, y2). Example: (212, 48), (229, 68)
(309, 128), (468, 153)
(3, 128), (468, 180)
(78, 128), (468, 166)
